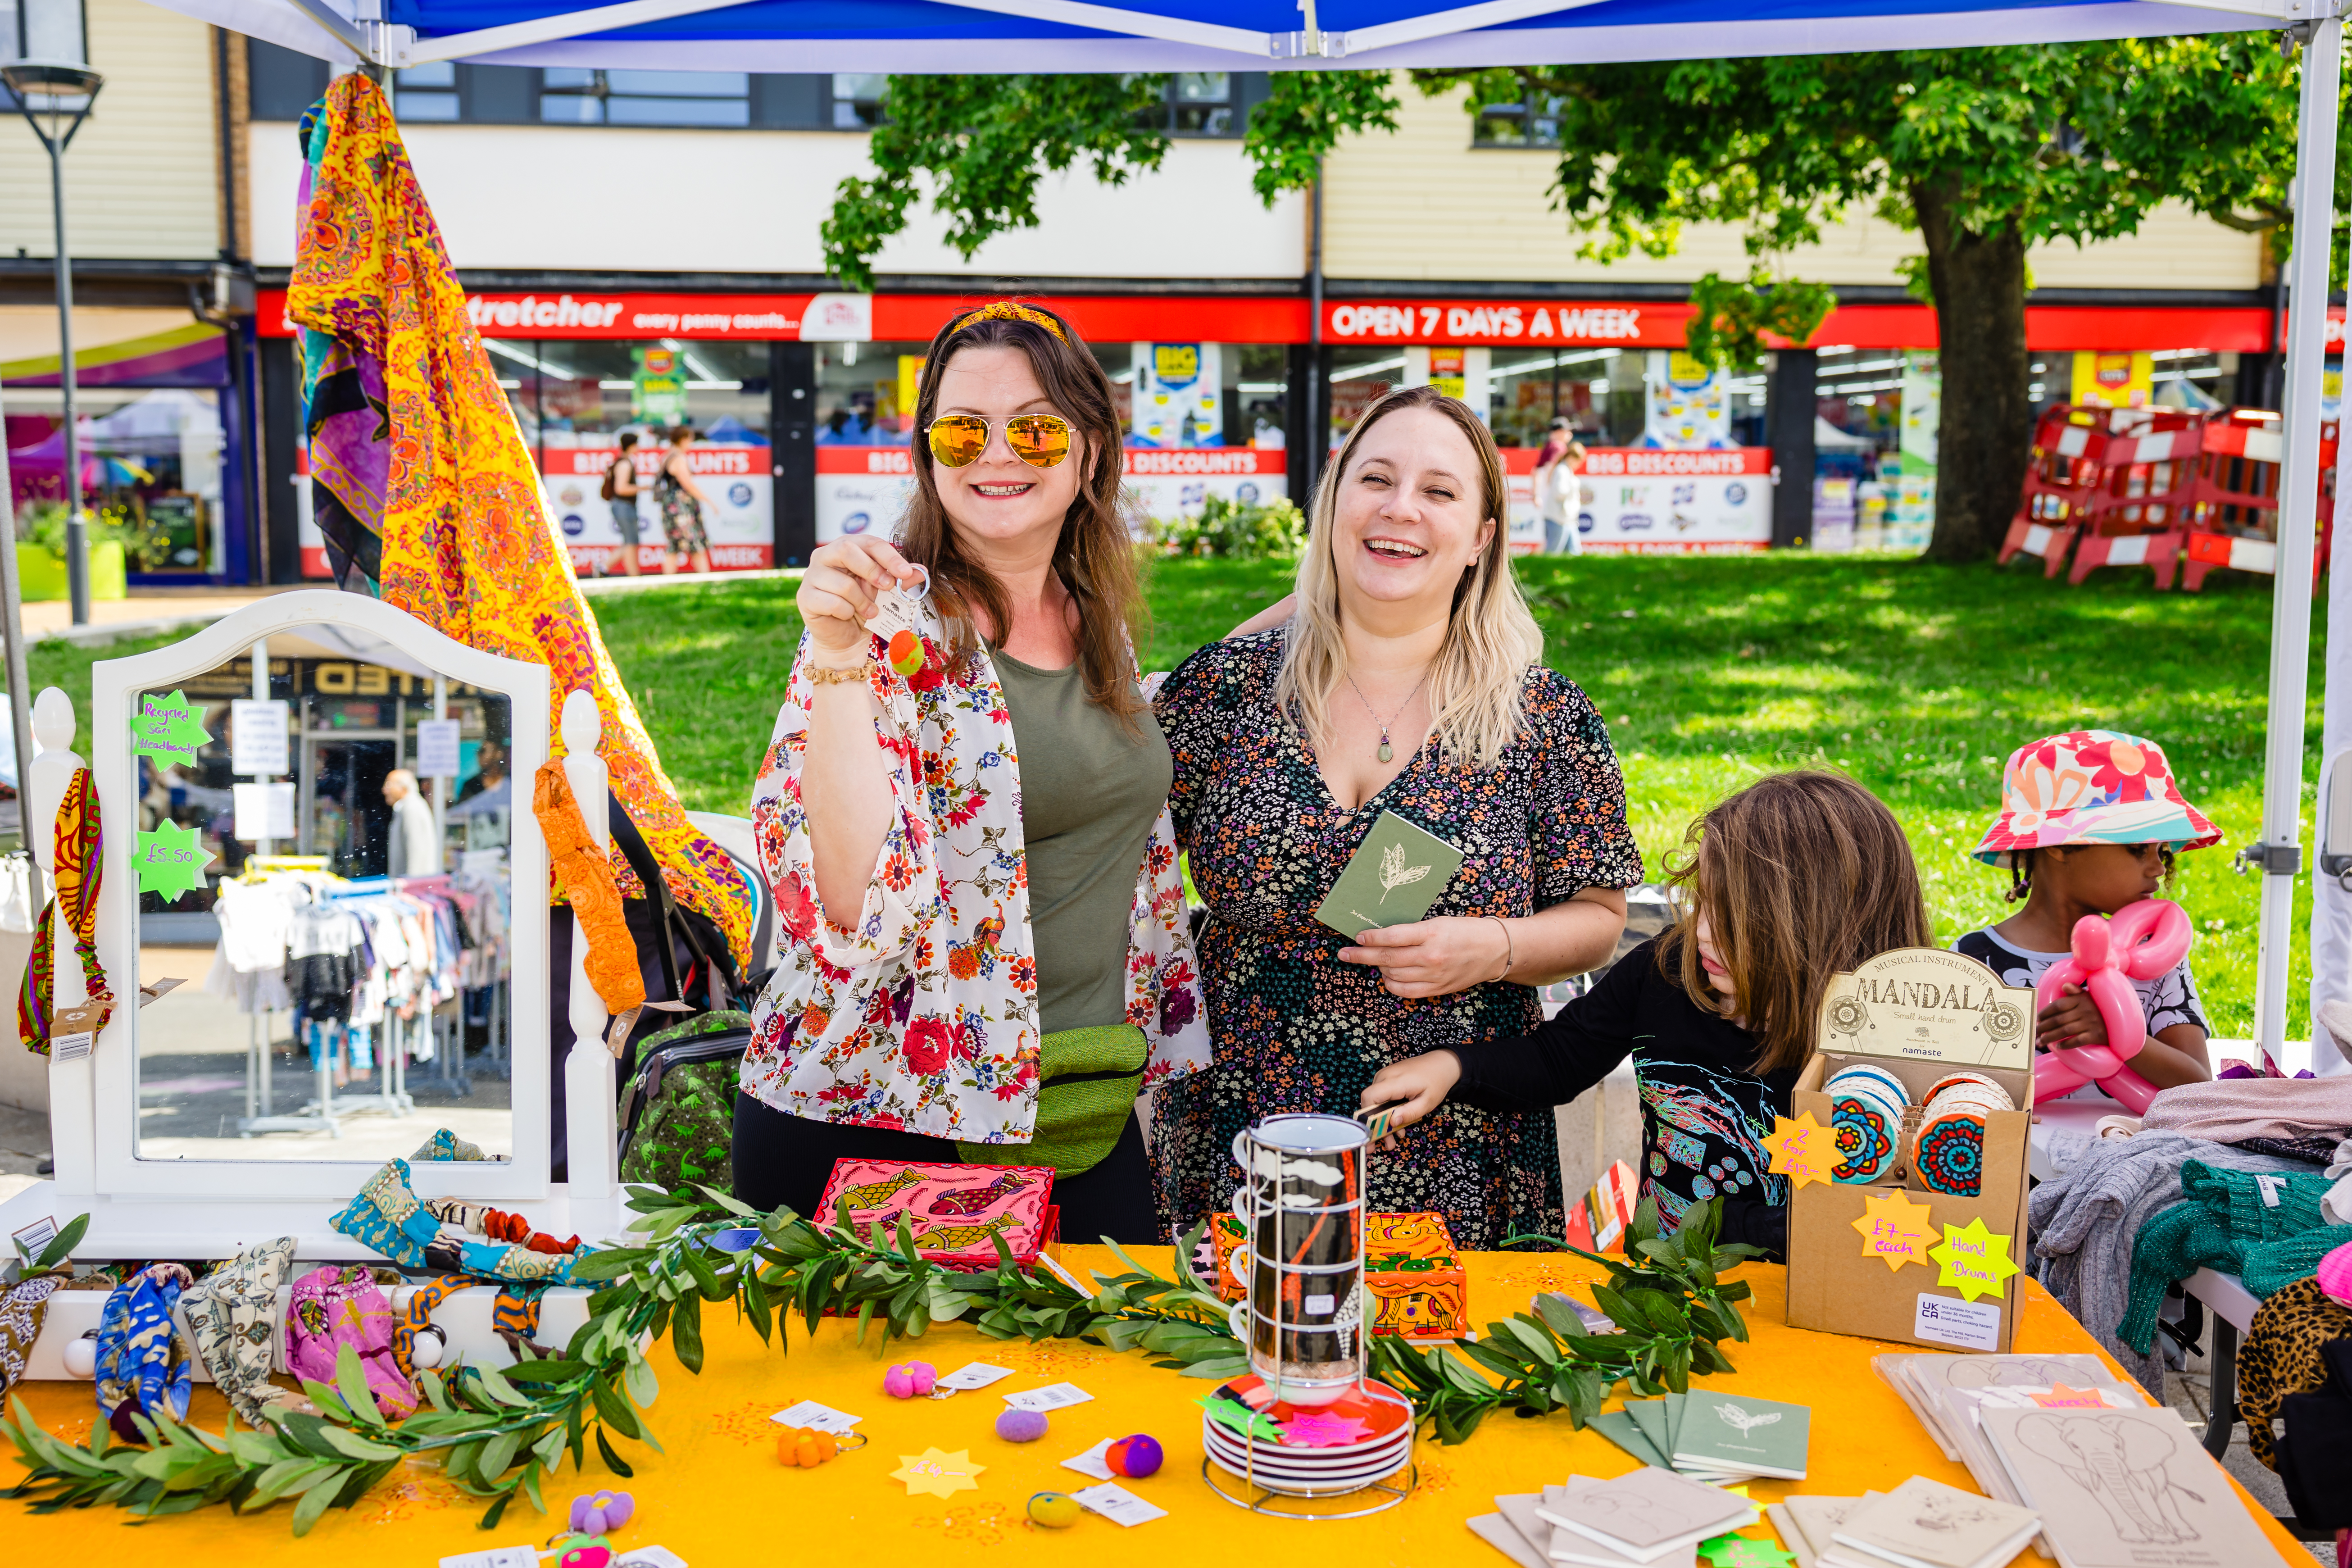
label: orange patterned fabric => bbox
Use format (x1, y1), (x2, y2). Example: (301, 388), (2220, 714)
(284, 73), (751, 968)
(533, 763), (645, 1018)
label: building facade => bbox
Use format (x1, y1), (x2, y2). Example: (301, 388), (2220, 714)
(4, 30), (2296, 580)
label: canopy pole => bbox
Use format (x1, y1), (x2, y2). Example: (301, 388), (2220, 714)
(2252, 8), (2341, 1064)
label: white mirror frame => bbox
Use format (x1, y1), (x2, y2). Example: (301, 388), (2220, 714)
(82, 591), (551, 1208)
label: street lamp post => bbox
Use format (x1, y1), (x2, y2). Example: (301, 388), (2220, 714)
(3, 58), (105, 629)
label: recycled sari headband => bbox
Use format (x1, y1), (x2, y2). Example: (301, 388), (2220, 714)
(946, 302), (1068, 342)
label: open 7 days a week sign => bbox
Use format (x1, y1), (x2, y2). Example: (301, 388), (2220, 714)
(1784, 949), (2038, 1354)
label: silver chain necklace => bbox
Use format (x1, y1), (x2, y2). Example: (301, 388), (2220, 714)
(1345, 668), (1431, 764)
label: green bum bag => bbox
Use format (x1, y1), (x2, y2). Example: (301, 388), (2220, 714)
(956, 1023), (1148, 1177)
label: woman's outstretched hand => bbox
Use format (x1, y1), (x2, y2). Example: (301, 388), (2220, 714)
(1339, 916), (1510, 998)
(1358, 1051), (1463, 1144)
(799, 537), (922, 660)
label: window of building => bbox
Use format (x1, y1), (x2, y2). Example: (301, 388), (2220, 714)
(1471, 93), (1565, 148)
(5, 387), (227, 574)
(831, 73), (887, 130)
(390, 62), (460, 122)
(485, 338), (772, 571)
(1132, 73), (1254, 138)
(541, 68), (751, 127)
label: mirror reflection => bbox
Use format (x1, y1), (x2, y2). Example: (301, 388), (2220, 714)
(132, 624), (514, 1162)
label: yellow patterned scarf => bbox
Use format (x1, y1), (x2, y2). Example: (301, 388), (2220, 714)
(284, 75), (751, 968)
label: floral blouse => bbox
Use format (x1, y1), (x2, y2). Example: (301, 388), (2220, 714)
(741, 600), (1210, 1144)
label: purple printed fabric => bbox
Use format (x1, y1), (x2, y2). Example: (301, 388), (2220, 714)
(285, 1263), (415, 1416)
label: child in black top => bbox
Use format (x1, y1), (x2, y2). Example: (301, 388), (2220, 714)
(1360, 770), (1932, 1257)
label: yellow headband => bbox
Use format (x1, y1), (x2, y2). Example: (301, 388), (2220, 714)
(947, 301), (1068, 342)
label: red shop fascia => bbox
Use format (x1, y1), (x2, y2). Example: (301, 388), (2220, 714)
(256, 287), (2288, 567)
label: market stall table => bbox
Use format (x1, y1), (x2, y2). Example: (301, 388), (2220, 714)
(1, 1249), (2310, 1564)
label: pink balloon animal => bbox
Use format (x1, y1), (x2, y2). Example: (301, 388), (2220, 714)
(2032, 898), (2193, 1114)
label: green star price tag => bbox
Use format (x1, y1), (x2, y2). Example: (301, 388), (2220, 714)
(130, 690), (213, 767)
(1702, 1535), (1796, 1568)
(134, 821), (215, 902)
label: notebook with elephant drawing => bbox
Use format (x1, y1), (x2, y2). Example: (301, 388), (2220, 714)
(1974, 1404), (2287, 1568)
(1315, 810), (1465, 938)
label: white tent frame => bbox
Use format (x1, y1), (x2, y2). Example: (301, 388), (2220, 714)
(149, 0), (2350, 1066)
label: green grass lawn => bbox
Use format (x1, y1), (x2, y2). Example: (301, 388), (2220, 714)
(590, 554), (2318, 1041)
(13, 552), (2309, 1039)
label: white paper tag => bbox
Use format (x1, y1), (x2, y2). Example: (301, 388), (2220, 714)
(1305, 1293), (1336, 1314)
(1061, 1438), (1115, 1480)
(612, 1550), (688, 1568)
(932, 1362), (1015, 1394)
(1072, 1482), (1167, 1527)
(861, 564), (931, 641)
(1003, 1382), (1094, 1412)
(438, 1548), (537, 1568)
(1914, 1292), (2003, 1352)
(50, 1032), (92, 1061)
(770, 1400), (863, 1434)
(10, 1215), (59, 1258)
(2254, 1173), (2285, 1209)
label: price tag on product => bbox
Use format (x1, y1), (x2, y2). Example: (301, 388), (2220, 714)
(1003, 1382), (1094, 1413)
(931, 1362), (1015, 1395)
(861, 563), (931, 641)
(1913, 1292), (2003, 1353)
(1761, 1111), (1835, 1190)
(1061, 1439), (1116, 1480)
(439, 1549), (538, 1568)
(1071, 1482), (1167, 1527)
(1848, 1189), (1938, 1272)
(770, 1400), (862, 1434)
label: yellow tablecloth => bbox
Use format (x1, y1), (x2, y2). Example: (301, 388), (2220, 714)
(3, 1252), (2309, 1564)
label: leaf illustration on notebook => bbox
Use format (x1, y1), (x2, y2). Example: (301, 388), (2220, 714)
(1378, 841), (1432, 904)
(1715, 1402), (1782, 1437)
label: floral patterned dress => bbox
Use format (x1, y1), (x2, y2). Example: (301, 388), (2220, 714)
(741, 602), (1209, 1146)
(1150, 630), (1642, 1249)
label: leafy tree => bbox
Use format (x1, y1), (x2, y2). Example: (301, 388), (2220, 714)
(1418, 42), (2321, 559)
(826, 45), (2325, 560)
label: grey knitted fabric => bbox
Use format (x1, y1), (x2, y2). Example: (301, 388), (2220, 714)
(2029, 1128), (2305, 1397)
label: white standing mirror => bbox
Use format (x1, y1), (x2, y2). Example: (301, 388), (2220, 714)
(83, 592), (552, 1208)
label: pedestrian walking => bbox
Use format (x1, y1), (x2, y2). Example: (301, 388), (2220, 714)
(601, 431), (645, 577)
(655, 425), (716, 575)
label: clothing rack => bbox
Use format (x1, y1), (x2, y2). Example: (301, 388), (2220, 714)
(233, 861), (349, 1140)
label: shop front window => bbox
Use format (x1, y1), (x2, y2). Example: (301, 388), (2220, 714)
(5, 386), (227, 575)
(484, 337), (773, 572)
(1485, 347), (1638, 450)
(1472, 93), (1566, 148)
(541, 68), (751, 126)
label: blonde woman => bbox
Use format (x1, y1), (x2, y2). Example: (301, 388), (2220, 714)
(1152, 385), (1637, 1247)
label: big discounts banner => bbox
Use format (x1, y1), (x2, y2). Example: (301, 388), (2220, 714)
(816, 446), (1289, 544)
(296, 441), (775, 577)
(1503, 447), (1772, 555)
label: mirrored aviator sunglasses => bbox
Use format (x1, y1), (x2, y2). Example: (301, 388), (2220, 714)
(926, 414), (1074, 469)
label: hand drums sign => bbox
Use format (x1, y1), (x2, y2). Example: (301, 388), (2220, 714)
(2030, 899), (2191, 1115)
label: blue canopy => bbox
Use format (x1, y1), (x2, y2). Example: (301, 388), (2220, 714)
(148, 0), (2280, 71)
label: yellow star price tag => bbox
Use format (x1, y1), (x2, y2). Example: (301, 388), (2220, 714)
(1761, 1111), (1834, 1190)
(890, 1446), (985, 1499)
(1849, 1188), (1938, 1272)
(1926, 1216), (2021, 1302)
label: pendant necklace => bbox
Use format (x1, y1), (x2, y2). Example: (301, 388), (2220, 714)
(1345, 668), (1431, 764)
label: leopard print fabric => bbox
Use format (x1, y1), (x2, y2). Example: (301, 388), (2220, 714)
(2239, 1273), (2352, 1469)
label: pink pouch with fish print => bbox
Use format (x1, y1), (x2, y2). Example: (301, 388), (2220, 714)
(285, 1264), (417, 1415)
(815, 1159), (1057, 1272)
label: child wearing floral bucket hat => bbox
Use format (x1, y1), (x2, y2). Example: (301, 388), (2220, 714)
(1956, 728), (2220, 1091)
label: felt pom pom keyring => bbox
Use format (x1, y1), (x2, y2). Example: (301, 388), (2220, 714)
(2031, 898), (2192, 1115)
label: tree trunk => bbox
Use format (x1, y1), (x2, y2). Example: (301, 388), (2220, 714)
(1915, 183), (2032, 562)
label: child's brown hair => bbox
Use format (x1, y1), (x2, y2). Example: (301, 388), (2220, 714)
(1657, 770), (1931, 1073)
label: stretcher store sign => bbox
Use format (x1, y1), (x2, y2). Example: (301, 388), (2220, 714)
(815, 446), (1288, 544)
(1325, 302), (1687, 346)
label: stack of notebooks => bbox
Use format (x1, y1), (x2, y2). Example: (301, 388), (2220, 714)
(1589, 1392), (1811, 1483)
(1814, 1477), (2042, 1568)
(1872, 1353), (2150, 1521)
(1470, 1468), (1761, 1568)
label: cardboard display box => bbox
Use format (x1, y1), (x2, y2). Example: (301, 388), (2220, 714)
(1783, 948), (2039, 1354)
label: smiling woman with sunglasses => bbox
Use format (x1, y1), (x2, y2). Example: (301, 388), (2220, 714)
(732, 301), (1208, 1241)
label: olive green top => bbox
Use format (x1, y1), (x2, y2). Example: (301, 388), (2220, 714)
(990, 646), (1172, 1036)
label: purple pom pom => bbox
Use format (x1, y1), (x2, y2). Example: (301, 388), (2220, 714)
(995, 1408), (1050, 1443)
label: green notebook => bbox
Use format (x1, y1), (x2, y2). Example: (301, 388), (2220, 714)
(1588, 1409), (1672, 1470)
(1629, 1397), (1672, 1462)
(1663, 1390), (1687, 1459)
(1669, 1392), (1811, 1480)
(1314, 809), (1466, 938)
